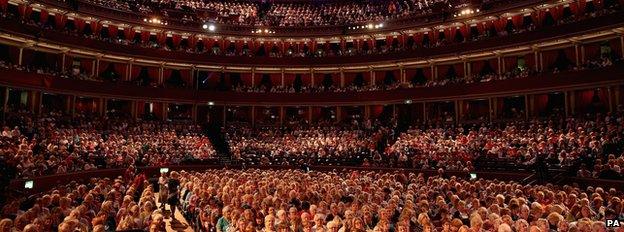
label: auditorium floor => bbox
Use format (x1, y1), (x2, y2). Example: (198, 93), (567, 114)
(155, 194), (195, 232)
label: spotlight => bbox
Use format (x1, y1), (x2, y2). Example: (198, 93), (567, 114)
(208, 101), (215, 106)
(367, 23), (373, 29)
(202, 24), (208, 29)
(208, 25), (215, 31)
(379, 23), (384, 28)
(404, 99), (413, 104)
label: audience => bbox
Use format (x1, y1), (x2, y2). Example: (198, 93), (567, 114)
(5, 168), (622, 231)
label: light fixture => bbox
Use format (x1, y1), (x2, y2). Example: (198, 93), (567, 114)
(208, 101), (215, 106)
(208, 25), (215, 31)
(202, 24), (208, 29)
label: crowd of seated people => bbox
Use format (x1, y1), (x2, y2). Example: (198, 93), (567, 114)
(0, 102), (623, 180)
(387, 109), (624, 179)
(67, 0), (470, 27)
(0, 167), (168, 231)
(0, 109), (216, 178)
(3, 0), (620, 59)
(2, 168), (623, 232)
(226, 120), (392, 166)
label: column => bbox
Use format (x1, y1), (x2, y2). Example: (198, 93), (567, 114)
(2, 87), (10, 113)
(310, 69), (315, 87)
(61, 53), (66, 72)
(2, 88), (8, 114)
(539, 51), (544, 72)
(574, 44), (580, 67)
(127, 62), (133, 81)
(281, 68), (285, 86)
(279, 106), (284, 125)
(564, 91), (569, 117)
(223, 106), (227, 127)
(422, 102), (427, 122)
(400, 66), (406, 83)
(528, 95), (535, 118)
(369, 68), (375, 87)
(569, 91), (576, 115)
(431, 65), (437, 80)
(191, 104), (198, 122)
(98, 98), (106, 116)
(69, 95), (76, 117)
(159, 65), (164, 85)
(90, 60), (96, 77)
(454, 100), (460, 122)
(392, 104), (397, 119)
(335, 106), (341, 123)
(251, 68), (256, 87)
(340, 68), (345, 87)
(251, 106), (256, 126)
(95, 58), (100, 78)
(608, 87), (614, 112)
(18, 48), (23, 66)
(162, 103), (168, 120)
(620, 35), (624, 59)
(364, 105), (370, 119)
(524, 95), (530, 119)
(497, 55), (503, 75)
(490, 98), (497, 121)
(580, 44), (586, 65)
(308, 106), (312, 122)
(130, 101), (137, 119)
(534, 49), (540, 72)
(463, 61), (469, 79)
(615, 86), (621, 108)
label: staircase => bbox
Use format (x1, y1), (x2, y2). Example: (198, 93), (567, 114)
(203, 122), (234, 166)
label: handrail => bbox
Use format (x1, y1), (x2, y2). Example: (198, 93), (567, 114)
(0, 64), (622, 105)
(2, 10), (624, 66)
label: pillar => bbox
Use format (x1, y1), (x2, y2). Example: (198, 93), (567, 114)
(251, 106), (256, 126)
(464, 61), (469, 79)
(490, 98), (497, 121)
(498, 55), (503, 74)
(127, 62), (133, 81)
(454, 100), (460, 122)
(575, 44), (580, 67)
(564, 91), (569, 117)
(91, 58), (100, 77)
(569, 91), (576, 115)
(251, 68), (256, 87)
(159, 65), (164, 85)
(223, 106), (227, 127)
(422, 102), (427, 122)
(524, 95), (535, 119)
(539, 51), (544, 72)
(310, 69), (315, 86)
(340, 69), (345, 87)
(162, 102), (168, 120)
(191, 104), (198, 122)
(364, 105), (370, 119)
(130, 101), (137, 119)
(61, 53), (66, 72)
(279, 106), (284, 125)
(525, 95), (530, 119)
(281, 69), (285, 86)
(620, 35), (624, 59)
(432, 65), (437, 80)
(2, 88), (8, 114)
(369, 69), (375, 87)
(336, 106), (341, 123)
(534, 50), (540, 72)
(308, 106), (312, 122)
(18, 48), (23, 66)
(608, 86), (614, 112)
(392, 104), (397, 119)
(98, 98), (106, 116)
(94, 58), (100, 78)
(580, 44), (586, 65)
(400, 66), (406, 83)
(615, 86), (621, 108)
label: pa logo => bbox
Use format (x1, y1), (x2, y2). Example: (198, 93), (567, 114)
(606, 219), (621, 227)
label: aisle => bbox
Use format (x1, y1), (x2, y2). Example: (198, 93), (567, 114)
(155, 194), (195, 232)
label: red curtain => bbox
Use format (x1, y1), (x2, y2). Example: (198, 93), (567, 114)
(535, 94), (549, 113)
(284, 73), (296, 86)
(239, 72), (252, 86)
